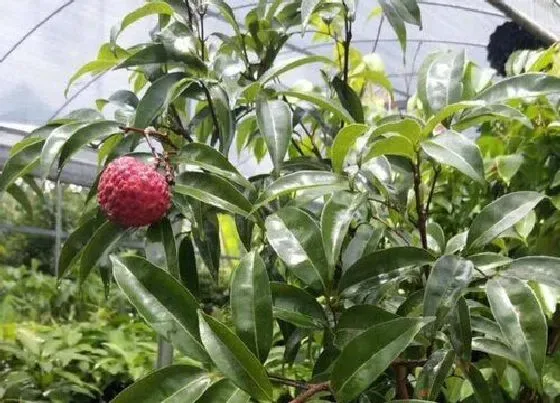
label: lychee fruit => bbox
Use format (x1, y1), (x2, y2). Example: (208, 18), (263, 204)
(97, 156), (171, 227)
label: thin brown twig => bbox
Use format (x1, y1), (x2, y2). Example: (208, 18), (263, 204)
(426, 165), (440, 218)
(290, 382), (331, 403)
(118, 126), (178, 149)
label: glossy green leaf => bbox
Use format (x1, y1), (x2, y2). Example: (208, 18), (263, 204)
(339, 247), (435, 291)
(471, 337), (522, 364)
(466, 191), (545, 250)
(321, 191), (364, 273)
(145, 218), (179, 278)
(80, 221), (124, 282)
(334, 305), (398, 349)
(341, 223), (384, 271)
(208, 84), (235, 156)
(58, 121), (121, 169)
(301, 0), (321, 33)
(461, 361), (493, 403)
(266, 207), (329, 292)
(134, 72), (185, 128)
(365, 134), (415, 161)
(230, 251), (273, 363)
(196, 379), (251, 403)
(371, 118), (423, 145)
(178, 235), (199, 297)
(415, 349), (455, 401)
(448, 297), (472, 361)
(453, 104), (533, 131)
(332, 76), (365, 123)
(470, 315), (502, 340)
(423, 255), (473, 334)
(112, 364), (211, 403)
(379, 0), (422, 53)
(111, 256), (209, 364)
(487, 276), (547, 387)
(496, 154), (524, 184)
(421, 130), (484, 183)
(174, 143), (251, 188)
(260, 55), (333, 83)
(6, 184), (32, 216)
(65, 60), (119, 97)
(505, 256), (560, 289)
(116, 44), (168, 69)
(158, 22), (206, 72)
(256, 97), (292, 173)
(423, 100), (485, 136)
(331, 317), (432, 402)
(190, 205), (221, 280)
(175, 172), (253, 217)
(281, 90), (355, 123)
(331, 124), (368, 173)
(254, 171), (348, 209)
(476, 73), (560, 104)
(417, 50), (465, 116)
(198, 312), (273, 401)
(0, 138), (44, 191)
(207, 0), (241, 35)
(117, 2), (174, 40)
(270, 283), (327, 329)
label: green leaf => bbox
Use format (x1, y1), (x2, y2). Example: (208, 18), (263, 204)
(332, 77), (365, 123)
(270, 283), (327, 329)
(111, 256), (210, 364)
(117, 2), (174, 40)
(134, 72), (186, 128)
(116, 44), (169, 69)
(371, 118), (423, 145)
(281, 90), (355, 123)
(471, 337), (522, 364)
(190, 205), (221, 281)
(254, 171), (348, 209)
(175, 172), (253, 217)
(112, 364), (211, 403)
(256, 97), (292, 173)
(207, 0), (241, 36)
(449, 297), (472, 361)
(341, 223), (384, 270)
(423, 100), (485, 136)
(208, 84), (235, 156)
(466, 191), (545, 250)
(331, 317), (432, 402)
(6, 184), (32, 217)
(260, 55), (334, 83)
(423, 255), (473, 335)
(321, 191), (364, 272)
(476, 73), (560, 104)
(196, 379), (251, 403)
(174, 143), (252, 188)
(379, 0), (422, 53)
(331, 124), (368, 173)
(444, 231), (467, 255)
(178, 235), (199, 297)
(421, 130), (484, 183)
(496, 154), (524, 184)
(198, 312), (273, 401)
(80, 221), (124, 282)
(461, 362), (493, 403)
(230, 251), (273, 363)
(339, 247), (435, 291)
(158, 22), (207, 72)
(415, 349), (455, 401)
(365, 134), (415, 161)
(0, 138), (44, 191)
(487, 276), (547, 388)
(505, 256), (560, 288)
(65, 60), (119, 97)
(58, 121), (121, 170)
(453, 104), (533, 131)
(417, 50), (465, 116)
(145, 218), (179, 278)
(334, 305), (398, 349)
(266, 207), (329, 292)
(301, 0), (322, 33)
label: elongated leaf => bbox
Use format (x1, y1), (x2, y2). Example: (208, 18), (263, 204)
(65, 59), (119, 97)
(417, 50), (465, 116)
(415, 349), (455, 400)
(506, 256), (560, 288)
(174, 143), (251, 188)
(270, 283), (327, 329)
(471, 337), (522, 364)
(423, 100), (485, 136)
(158, 22), (206, 72)
(0, 138), (44, 191)
(175, 172), (252, 217)
(449, 297), (472, 361)
(230, 251), (273, 363)
(342, 223), (384, 271)
(256, 97), (292, 173)
(208, 0), (241, 35)
(497, 154), (524, 184)
(487, 276), (547, 387)
(421, 130), (484, 183)
(332, 76), (365, 123)
(301, 0), (322, 33)
(470, 315), (502, 340)
(423, 255), (473, 334)
(134, 72), (186, 128)
(196, 379), (251, 403)
(191, 206), (221, 280)
(6, 184), (31, 217)
(39, 122), (88, 180)
(379, 0), (421, 53)
(331, 317), (432, 402)
(339, 247), (435, 291)
(266, 207), (329, 292)
(112, 364), (211, 403)
(466, 191), (545, 250)
(476, 73), (560, 104)
(261, 55), (333, 83)
(461, 361), (493, 403)
(58, 121), (121, 169)
(370, 118), (423, 145)
(281, 90), (355, 123)
(111, 256), (209, 364)
(208, 84), (235, 156)
(365, 134), (415, 161)
(117, 2), (174, 39)
(178, 235), (199, 297)
(331, 124), (368, 173)
(321, 191), (364, 273)
(80, 221), (124, 282)
(254, 171), (348, 209)
(335, 305), (398, 349)
(198, 312), (273, 401)
(117, 43), (168, 69)
(145, 218), (179, 278)
(453, 104), (533, 131)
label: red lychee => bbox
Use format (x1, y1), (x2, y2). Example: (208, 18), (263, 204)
(97, 156), (170, 228)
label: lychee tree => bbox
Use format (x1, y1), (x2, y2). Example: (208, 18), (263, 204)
(4, 0), (560, 401)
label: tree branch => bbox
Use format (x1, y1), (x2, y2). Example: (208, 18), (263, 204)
(342, 2), (352, 84)
(290, 382), (331, 403)
(119, 126), (177, 149)
(413, 155), (428, 250)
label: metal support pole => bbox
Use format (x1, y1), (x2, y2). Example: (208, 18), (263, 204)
(54, 180), (62, 277)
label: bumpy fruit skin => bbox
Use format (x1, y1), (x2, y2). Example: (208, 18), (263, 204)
(97, 156), (170, 228)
